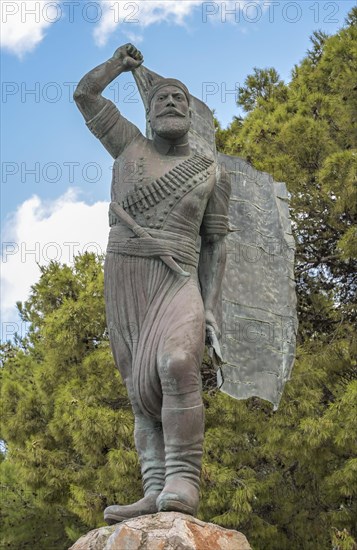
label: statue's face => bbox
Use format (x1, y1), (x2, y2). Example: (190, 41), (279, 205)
(150, 85), (191, 140)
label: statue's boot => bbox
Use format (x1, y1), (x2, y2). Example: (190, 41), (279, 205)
(104, 414), (165, 524)
(157, 391), (204, 516)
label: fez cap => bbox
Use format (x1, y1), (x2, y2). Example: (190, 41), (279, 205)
(147, 79), (190, 108)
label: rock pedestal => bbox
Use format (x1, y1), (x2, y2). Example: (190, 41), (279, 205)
(69, 512), (251, 550)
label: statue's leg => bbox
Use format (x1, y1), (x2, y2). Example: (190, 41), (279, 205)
(104, 392), (165, 524)
(157, 351), (205, 517)
(104, 254), (166, 523)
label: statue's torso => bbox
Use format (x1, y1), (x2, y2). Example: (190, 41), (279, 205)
(110, 134), (216, 242)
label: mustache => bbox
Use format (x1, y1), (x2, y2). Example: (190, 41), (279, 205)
(156, 108), (186, 118)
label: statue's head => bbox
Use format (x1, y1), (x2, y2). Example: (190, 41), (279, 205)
(148, 79), (191, 140)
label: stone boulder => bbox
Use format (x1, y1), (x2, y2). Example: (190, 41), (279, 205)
(69, 512), (251, 550)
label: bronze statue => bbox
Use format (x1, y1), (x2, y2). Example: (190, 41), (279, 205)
(74, 44), (230, 522)
(74, 43), (297, 524)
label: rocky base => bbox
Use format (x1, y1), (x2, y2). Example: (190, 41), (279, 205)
(69, 512), (251, 550)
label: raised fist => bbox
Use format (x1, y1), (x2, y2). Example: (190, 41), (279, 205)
(112, 43), (144, 72)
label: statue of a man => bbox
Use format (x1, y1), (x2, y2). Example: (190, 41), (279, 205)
(74, 43), (230, 523)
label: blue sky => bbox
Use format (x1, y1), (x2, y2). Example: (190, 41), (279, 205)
(1, 0), (354, 333)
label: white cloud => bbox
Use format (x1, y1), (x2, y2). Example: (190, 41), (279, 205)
(94, 0), (202, 47)
(0, 0), (62, 57)
(121, 30), (144, 45)
(1, 0), (270, 57)
(1, 189), (108, 329)
(94, 0), (269, 47)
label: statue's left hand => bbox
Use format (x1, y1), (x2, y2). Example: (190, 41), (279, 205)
(205, 310), (221, 341)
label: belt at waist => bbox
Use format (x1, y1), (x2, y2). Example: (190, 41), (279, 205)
(107, 225), (199, 268)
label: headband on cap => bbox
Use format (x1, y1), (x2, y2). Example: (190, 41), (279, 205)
(147, 78), (190, 108)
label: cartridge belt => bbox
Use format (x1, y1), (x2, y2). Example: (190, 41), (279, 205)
(109, 153), (214, 225)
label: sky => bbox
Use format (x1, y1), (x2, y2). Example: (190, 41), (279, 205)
(1, 0), (354, 340)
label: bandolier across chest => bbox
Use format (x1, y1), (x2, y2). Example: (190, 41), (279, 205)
(109, 153), (214, 227)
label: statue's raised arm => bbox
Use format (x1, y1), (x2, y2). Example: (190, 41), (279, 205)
(73, 44), (144, 158)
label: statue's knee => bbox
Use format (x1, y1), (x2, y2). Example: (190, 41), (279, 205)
(158, 351), (192, 384)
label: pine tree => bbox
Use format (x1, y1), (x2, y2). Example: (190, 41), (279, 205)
(237, 67), (287, 113)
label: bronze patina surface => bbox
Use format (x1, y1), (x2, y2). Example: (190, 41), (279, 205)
(74, 43), (297, 523)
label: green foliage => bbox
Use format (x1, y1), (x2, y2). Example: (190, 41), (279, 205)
(1, 9), (356, 549)
(237, 67), (287, 113)
(306, 30), (329, 65)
